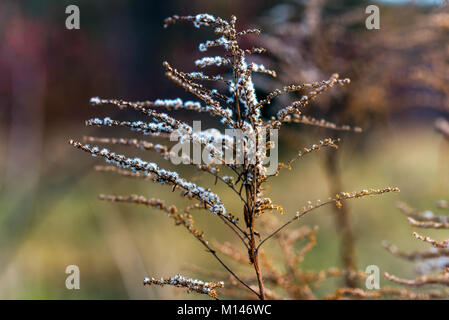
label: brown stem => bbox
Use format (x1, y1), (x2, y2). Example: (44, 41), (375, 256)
(250, 232), (265, 300)
(244, 178), (265, 300)
(233, 52), (242, 126)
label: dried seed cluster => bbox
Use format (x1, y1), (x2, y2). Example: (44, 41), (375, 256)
(144, 274), (224, 299)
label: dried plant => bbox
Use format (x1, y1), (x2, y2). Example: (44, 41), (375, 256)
(69, 13), (399, 300)
(198, 218), (369, 300)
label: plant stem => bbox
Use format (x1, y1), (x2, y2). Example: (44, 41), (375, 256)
(245, 178), (265, 300)
(250, 232), (265, 300)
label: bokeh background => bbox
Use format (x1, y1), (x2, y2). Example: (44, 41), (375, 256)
(0, 0), (448, 299)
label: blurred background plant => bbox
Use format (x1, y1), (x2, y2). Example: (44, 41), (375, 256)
(0, 0), (448, 299)
(380, 118), (449, 298)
